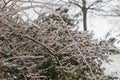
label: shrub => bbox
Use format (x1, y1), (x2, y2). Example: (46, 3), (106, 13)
(0, 3), (118, 80)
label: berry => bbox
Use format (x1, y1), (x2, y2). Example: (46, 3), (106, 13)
(84, 41), (89, 46)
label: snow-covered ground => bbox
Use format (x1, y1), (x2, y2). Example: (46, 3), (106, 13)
(101, 54), (120, 79)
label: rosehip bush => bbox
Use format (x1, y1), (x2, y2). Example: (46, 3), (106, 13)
(0, 4), (119, 80)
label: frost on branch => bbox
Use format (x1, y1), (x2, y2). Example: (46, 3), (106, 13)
(0, 5), (119, 80)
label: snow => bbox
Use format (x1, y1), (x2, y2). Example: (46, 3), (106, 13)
(101, 54), (120, 79)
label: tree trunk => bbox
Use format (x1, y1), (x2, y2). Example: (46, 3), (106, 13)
(82, 0), (87, 31)
(83, 10), (87, 31)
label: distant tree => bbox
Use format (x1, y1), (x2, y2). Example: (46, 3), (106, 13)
(61, 0), (112, 31)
